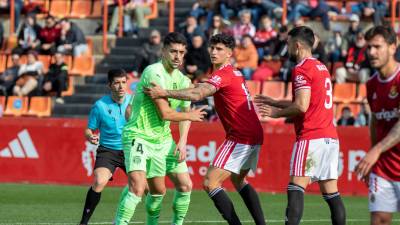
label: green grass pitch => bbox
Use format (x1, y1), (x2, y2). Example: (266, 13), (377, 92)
(0, 183), (399, 225)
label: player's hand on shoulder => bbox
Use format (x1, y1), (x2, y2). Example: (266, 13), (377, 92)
(87, 134), (99, 145)
(143, 82), (167, 99)
(254, 94), (275, 106)
(188, 105), (208, 122)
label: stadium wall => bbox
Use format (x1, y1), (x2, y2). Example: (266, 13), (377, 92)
(0, 118), (370, 196)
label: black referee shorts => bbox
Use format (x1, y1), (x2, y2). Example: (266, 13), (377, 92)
(94, 145), (126, 176)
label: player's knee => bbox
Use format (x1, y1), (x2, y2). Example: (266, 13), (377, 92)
(177, 180), (192, 192)
(371, 213), (392, 225)
(203, 178), (219, 193)
(129, 184), (146, 196)
(93, 177), (109, 191)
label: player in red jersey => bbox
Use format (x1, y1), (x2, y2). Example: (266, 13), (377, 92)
(255, 26), (346, 225)
(355, 26), (400, 225)
(145, 33), (265, 225)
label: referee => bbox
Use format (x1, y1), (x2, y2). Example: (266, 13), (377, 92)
(79, 69), (132, 225)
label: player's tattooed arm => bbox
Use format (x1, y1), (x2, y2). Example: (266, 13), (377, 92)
(145, 82), (217, 101)
(165, 83), (217, 101)
(373, 117), (400, 153)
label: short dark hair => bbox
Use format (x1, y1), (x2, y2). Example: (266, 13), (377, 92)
(365, 25), (397, 45)
(288, 26), (315, 48)
(108, 69), (127, 83)
(163, 32), (187, 47)
(209, 33), (235, 50)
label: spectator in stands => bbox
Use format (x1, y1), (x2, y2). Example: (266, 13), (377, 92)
(312, 34), (328, 64)
(0, 54), (20, 96)
(351, 0), (388, 25)
(190, 0), (217, 29)
(185, 34), (211, 80)
(13, 51), (43, 96)
(355, 103), (370, 127)
(110, 0), (153, 34)
(337, 106), (355, 126)
(13, 14), (41, 55)
(0, 22), (3, 48)
(180, 15), (204, 47)
(217, 0), (242, 22)
(233, 35), (258, 80)
(288, 0), (336, 30)
(42, 52), (68, 104)
(247, 0), (283, 23)
(335, 31), (370, 83)
(0, 0), (23, 32)
(206, 14), (229, 39)
(254, 15), (277, 60)
(57, 19), (88, 57)
(39, 16), (61, 55)
(231, 9), (256, 43)
(326, 28), (344, 63)
(341, 14), (362, 56)
(134, 29), (162, 73)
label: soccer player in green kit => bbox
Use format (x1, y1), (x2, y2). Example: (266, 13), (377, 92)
(114, 32), (207, 225)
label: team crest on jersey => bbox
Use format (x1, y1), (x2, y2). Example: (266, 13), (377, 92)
(294, 75), (306, 87)
(173, 83), (177, 90)
(209, 75), (222, 85)
(389, 85), (399, 99)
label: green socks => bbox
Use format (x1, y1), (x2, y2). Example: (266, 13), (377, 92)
(114, 187), (142, 225)
(146, 194), (164, 225)
(172, 191), (191, 225)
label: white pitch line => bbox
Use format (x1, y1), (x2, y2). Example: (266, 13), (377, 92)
(1, 219), (400, 225)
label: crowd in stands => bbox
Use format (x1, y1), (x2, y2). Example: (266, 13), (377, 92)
(0, 10), (89, 104)
(167, 0), (390, 125)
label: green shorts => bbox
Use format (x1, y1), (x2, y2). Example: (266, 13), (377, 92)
(124, 137), (188, 178)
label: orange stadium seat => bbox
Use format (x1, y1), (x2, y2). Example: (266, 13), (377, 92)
(70, 0), (92, 18)
(335, 103), (361, 120)
(262, 81), (285, 100)
(284, 82), (292, 100)
(84, 37), (93, 56)
(70, 55), (95, 76)
(4, 36), (17, 54)
(25, 96), (52, 117)
(7, 55), (27, 68)
(0, 54), (7, 73)
(91, 0), (102, 17)
(145, 1), (158, 19)
(245, 80), (261, 97)
(4, 96), (29, 116)
(49, 0), (70, 18)
(0, 96), (5, 111)
(356, 83), (367, 102)
(38, 55), (51, 73)
(62, 76), (75, 96)
(333, 83), (357, 103)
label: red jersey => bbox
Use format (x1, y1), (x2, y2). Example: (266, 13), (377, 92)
(366, 66), (400, 181)
(291, 57), (338, 140)
(206, 64), (263, 145)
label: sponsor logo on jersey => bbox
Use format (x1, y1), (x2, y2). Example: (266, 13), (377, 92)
(209, 75), (222, 86)
(233, 70), (243, 77)
(316, 64), (328, 71)
(389, 85), (399, 99)
(294, 75), (307, 87)
(375, 108), (399, 121)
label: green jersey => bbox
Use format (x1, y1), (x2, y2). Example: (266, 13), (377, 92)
(122, 61), (191, 145)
